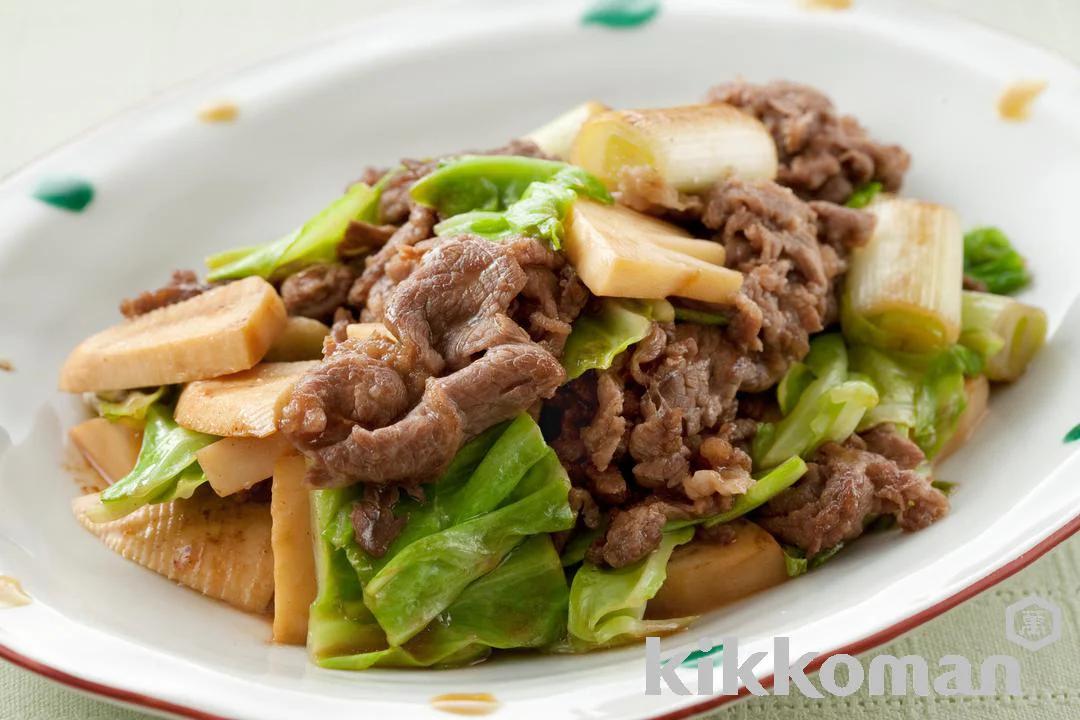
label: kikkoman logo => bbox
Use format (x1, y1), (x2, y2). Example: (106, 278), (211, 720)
(645, 595), (1063, 699)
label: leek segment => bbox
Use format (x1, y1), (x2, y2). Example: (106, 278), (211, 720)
(524, 101), (609, 160)
(959, 290), (1047, 381)
(843, 198), (964, 353)
(569, 104), (778, 192)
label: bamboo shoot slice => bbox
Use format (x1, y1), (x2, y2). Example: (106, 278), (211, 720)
(69, 418), (141, 484)
(564, 200), (741, 304)
(60, 277), (287, 392)
(935, 375), (990, 464)
(197, 433), (295, 497)
(645, 520), (788, 618)
(264, 316), (329, 361)
(271, 454), (317, 645)
(175, 361), (317, 438)
(72, 491), (274, 614)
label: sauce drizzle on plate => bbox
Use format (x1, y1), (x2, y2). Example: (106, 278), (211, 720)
(430, 693), (499, 716)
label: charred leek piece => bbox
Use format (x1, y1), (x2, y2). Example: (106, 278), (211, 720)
(959, 290), (1047, 381)
(524, 101), (609, 160)
(843, 198), (964, 353)
(570, 104), (777, 192)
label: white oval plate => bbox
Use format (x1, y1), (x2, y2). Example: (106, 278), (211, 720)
(2, 1), (1079, 718)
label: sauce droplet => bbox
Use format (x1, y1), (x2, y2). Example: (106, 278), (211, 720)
(430, 693), (499, 716)
(0, 576), (31, 608)
(998, 80), (1047, 121)
(582, 0), (660, 29)
(198, 101), (240, 124)
(1065, 423), (1080, 444)
(798, 0), (853, 10)
(0, 358), (13, 372)
(32, 176), (95, 212)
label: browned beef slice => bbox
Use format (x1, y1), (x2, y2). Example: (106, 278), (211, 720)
(384, 236), (534, 374)
(281, 336), (465, 488)
(856, 424), (926, 470)
(809, 200), (876, 253)
(348, 204), (437, 313)
(758, 438), (948, 556)
(704, 178), (864, 391)
(119, 270), (206, 319)
(350, 485), (407, 557)
(587, 501), (668, 568)
(552, 179), (874, 566)
(438, 341), (565, 437)
(281, 235), (566, 488)
(279, 263), (355, 320)
(510, 258), (590, 357)
(708, 80), (911, 203)
(338, 220), (397, 261)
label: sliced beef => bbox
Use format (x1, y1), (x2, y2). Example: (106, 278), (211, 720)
(857, 424), (926, 470)
(338, 220), (397, 261)
(708, 80), (911, 203)
(757, 434), (948, 556)
(368, 158), (439, 226)
(611, 165), (704, 220)
(384, 235), (534, 374)
(703, 178), (873, 390)
(809, 200), (876, 254)
(119, 270), (206, 319)
(348, 204), (438, 317)
(587, 501), (667, 568)
(510, 259), (590, 357)
(350, 485), (407, 557)
(552, 179), (876, 566)
(281, 235), (566, 488)
(281, 336), (465, 487)
(279, 263), (355, 320)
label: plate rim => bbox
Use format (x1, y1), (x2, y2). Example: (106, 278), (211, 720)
(3, 1), (1080, 718)
(2, 514), (1077, 720)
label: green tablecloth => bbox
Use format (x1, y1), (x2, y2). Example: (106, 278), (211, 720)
(2, 534), (1075, 719)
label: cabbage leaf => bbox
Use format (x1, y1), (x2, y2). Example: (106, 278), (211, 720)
(752, 334), (879, 469)
(962, 226), (1031, 295)
(566, 526), (694, 649)
(206, 180), (383, 282)
(410, 155), (611, 249)
(86, 403), (216, 522)
(562, 299), (672, 380)
(307, 414), (575, 668)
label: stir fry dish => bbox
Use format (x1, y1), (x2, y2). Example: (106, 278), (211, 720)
(59, 80), (1048, 667)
